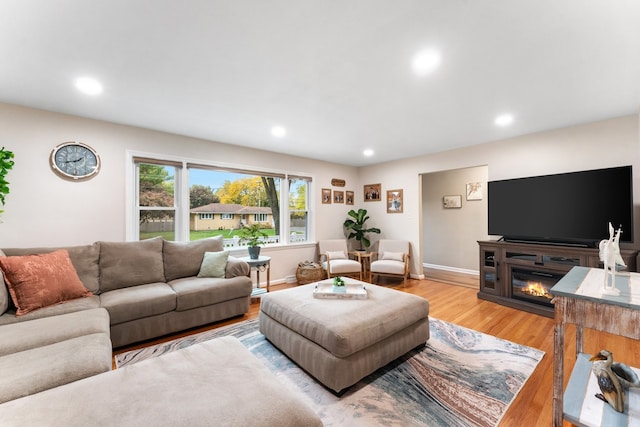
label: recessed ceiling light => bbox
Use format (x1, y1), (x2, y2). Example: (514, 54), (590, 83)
(271, 126), (286, 138)
(412, 49), (441, 76)
(494, 114), (514, 127)
(363, 149), (374, 157)
(75, 77), (103, 95)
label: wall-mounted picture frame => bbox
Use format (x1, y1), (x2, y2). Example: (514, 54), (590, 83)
(345, 190), (354, 205)
(331, 178), (346, 187)
(333, 190), (344, 203)
(364, 183), (381, 201)
(386, 189), (403, 213)
(466, 182), (483, 200)
(322, 188), (332, 204)
(443, 195), (462, 209)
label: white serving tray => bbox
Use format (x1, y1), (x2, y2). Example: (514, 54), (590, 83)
(313, 279), (368, 299)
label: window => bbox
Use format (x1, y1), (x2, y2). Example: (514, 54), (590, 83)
(130, 153), (312, 246)
(135, 159), (180, 241)
(289, 177), (310, 242)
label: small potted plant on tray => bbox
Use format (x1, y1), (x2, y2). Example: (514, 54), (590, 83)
(332, 276), (346, 293)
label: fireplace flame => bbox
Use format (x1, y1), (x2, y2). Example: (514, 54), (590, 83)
(524, 281), (552, 299)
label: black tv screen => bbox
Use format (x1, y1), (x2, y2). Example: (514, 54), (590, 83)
(488, 166), (633, 246)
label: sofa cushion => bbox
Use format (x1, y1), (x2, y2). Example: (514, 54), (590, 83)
(0, 250), (93, 316)
(0, 333), (112, 404)
(162, 236), (224, 281)
(226, 256), (251, 278)
(0, 249), (7, 315)
(0, 295), (101, 326)
(197, 251), (229, 278)
(99, 282), (177, 325)
(1, 243), (101, 294)
(0, 337), (323, 427)
(0, 308), (110, 357)
(168, 276), (252, 311)
(99, 237), (165, 292)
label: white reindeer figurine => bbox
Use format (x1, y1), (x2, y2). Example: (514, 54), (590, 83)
(599, 222), (626, 296)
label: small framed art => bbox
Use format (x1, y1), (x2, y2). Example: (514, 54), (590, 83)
(346, 191), (354, 205)
(364, 183), (381, 201)
(443, 195), (462, 209)
(466, 182), (483, 200)
(322, 188), (332, 204)
(387, 189), (403, 213)
(333, 190), (344, 203)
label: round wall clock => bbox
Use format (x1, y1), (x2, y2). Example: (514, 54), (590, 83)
(50, 142), (101, 181)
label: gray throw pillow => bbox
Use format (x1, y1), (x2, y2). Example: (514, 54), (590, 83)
(197, 251), (230, 278)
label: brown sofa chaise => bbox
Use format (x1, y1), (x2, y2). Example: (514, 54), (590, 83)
(0, 337), (323, 426)
(0, 236), (254, 404)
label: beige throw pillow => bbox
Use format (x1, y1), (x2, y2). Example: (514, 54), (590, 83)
(381, 251), (404, 262)
(326, 250), (347, 260)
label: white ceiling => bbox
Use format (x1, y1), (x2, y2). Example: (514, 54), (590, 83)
(1, 1), (639, 166)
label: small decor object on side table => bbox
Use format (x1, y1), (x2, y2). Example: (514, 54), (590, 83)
(599, 222), (626, 296)
(589, 349), (640, 413)
(332, 276), (346, 293)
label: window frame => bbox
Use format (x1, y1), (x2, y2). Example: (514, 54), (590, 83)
(126, 151), (314, 246)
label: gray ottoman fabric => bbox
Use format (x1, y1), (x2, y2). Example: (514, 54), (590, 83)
(0, 336), (322, 427)
(259, 282), (430, 392)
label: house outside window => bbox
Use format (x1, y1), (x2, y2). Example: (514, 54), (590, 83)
(130, 154), (312, 246)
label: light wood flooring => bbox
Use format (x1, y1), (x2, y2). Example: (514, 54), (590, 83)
(113, 278), (640, 427)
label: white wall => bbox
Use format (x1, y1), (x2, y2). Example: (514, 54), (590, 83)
(361, 113), (640, 276)
(422, 166), (488, 272)
(0, 103), (360, 282)
(1, 102), (638, 281)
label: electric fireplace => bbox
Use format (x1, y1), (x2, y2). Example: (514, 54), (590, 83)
(511, 268), (562, 308)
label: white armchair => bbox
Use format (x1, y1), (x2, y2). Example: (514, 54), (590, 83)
(370, 240), (410, 287)
(318, 240), (363, 281)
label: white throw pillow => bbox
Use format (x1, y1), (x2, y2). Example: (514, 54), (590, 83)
(326, 250), (347, 260)
(381, 251), (404, 262)
(197, 251), (230, 278)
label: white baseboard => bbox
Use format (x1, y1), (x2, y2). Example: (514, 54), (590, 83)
(423, 263), (479, 288)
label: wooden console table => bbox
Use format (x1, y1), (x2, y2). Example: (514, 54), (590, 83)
(550, 266), (640, 426)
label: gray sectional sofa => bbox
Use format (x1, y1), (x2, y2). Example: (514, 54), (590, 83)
(0, 235), (254, 404)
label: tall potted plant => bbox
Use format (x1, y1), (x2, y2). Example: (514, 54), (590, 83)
(238, 223), (268, 259)
(343, 208), (381, 250)
(0, 147), (15, 216)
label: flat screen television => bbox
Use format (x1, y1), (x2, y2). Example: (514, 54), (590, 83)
(488, 166), (633, 247)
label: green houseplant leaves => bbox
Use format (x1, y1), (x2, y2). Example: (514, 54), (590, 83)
(343, 208), (381, 250)
(0, 147), (15, 213)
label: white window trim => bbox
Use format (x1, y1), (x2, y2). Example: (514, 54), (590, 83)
(126, 150), (315, 245)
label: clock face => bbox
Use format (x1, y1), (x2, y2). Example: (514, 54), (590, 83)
(50, 142), (101, 180)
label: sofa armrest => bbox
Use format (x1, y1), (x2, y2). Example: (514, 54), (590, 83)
(226, 256), (250, 278)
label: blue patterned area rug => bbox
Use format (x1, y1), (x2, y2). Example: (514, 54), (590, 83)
(116, 317), (544, 427)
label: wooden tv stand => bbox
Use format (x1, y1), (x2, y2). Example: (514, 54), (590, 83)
(477, 240), (638, 317)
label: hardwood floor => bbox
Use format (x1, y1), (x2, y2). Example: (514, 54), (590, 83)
(113, 278), (640, 426)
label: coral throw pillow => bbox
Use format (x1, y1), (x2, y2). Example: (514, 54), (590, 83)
(0, 249), (92, 316)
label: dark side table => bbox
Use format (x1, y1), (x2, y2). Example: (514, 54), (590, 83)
(240, 256), (271, 297)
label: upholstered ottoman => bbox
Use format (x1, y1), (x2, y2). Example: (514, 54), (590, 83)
(259, 280), (430, 393)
